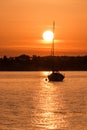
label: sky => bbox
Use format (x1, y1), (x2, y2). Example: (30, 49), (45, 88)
(0, 0), (87, 57)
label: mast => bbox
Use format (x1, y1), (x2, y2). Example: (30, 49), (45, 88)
(51, 21), (55, 72)
(48, 21), (65, 81)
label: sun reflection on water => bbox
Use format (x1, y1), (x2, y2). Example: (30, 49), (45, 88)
(41, 71), (52, 76)
(33, 80), (68, 129)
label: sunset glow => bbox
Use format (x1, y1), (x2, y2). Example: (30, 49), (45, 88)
(43, 31), (54, 42)
(0, 0), (87, 56)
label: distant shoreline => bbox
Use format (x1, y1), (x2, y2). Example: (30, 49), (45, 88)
(0, 54), (87, 71)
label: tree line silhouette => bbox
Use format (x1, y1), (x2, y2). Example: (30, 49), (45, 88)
(0, 54), (87, 71)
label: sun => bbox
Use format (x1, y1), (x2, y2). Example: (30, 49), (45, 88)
(42, 30), (54, 42)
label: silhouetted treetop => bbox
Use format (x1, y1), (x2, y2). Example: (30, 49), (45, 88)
(0, 54), (87, 71)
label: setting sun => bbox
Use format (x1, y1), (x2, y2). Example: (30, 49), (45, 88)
(42, 31), (54, 42)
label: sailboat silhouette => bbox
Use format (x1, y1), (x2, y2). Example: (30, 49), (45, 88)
(48, 21), (65, 81)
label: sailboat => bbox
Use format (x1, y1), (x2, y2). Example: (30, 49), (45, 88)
(47, 22), (65, 81)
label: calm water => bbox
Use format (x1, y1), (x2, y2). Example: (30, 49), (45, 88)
(0, 71), (87, 130)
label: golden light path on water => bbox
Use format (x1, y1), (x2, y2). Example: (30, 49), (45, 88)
(32, 71), (68, 129)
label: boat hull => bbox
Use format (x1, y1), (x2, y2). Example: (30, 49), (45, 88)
(48, 72), (64, 81)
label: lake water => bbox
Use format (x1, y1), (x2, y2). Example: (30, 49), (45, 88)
(0, 71), (87, 130)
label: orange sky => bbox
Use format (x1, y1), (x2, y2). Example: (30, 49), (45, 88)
(0, 0), (87, 57)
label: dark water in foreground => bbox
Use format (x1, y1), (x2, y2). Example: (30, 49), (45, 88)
(0, 71), (87, 130)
